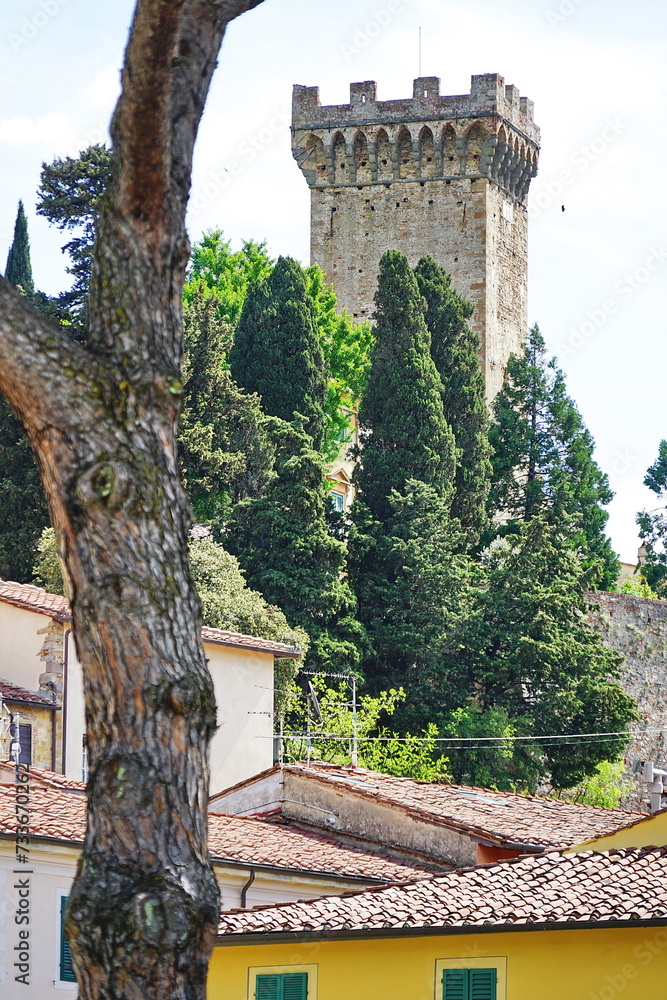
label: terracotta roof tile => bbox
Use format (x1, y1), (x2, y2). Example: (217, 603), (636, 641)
(0, 580), (300, 658)
(208, 812), (441, 881)
(280, 764), (644, 850)
(0, 678), (58, 708)
(0, 770), (435, 883)
(217, 847), (667, 939)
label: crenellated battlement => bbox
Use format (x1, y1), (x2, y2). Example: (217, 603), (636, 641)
(292, 73), (539, 204)
(292, 73), (540, 400)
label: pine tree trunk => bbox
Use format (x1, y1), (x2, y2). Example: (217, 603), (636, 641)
(0, 1), (264, 996)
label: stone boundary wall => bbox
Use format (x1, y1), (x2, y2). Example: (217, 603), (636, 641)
(588, 591), (667, 811)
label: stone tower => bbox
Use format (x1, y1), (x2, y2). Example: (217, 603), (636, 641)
(292, 73), (540, 399)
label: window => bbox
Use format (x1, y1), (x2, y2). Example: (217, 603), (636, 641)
(330, 492), (344, 513)
(436, 958), (505, 1000)
(249, 965), (316, 1000)
(442, 968), (496, 999)
(59, 895), (76, 983)
(18, 723), (32, 766)
(256, 973), (308, 1000)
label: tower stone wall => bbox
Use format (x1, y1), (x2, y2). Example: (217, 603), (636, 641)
(292, 73), (540, 399)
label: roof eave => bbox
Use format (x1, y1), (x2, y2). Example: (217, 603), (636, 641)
(216, 916), (667, 946)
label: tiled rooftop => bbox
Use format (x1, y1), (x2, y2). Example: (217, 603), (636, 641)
(0, 678), (58, 708)
(217, 846), (667, 939)
(0, 771), (436, 882)
(273, 764), (644, 850)
(0, 579), (300, 658)
(208, 812), (441, 881)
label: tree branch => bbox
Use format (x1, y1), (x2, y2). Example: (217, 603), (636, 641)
(0, 277), (91, 431)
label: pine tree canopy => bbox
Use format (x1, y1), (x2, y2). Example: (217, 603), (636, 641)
(36, 144), (112, 332)
(445, 517), (637, 790)
(353, 250), (458, 522)
(5, 200), (35, 296)
(414, 255), (492, 544)
(488, 324), (619, 589)
(636, 439), (667, 595)
(229, 418), (364, 671)
(178, 291), (274, 522)
(230, 256), (328, 450)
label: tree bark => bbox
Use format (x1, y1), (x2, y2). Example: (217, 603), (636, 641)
(0, 1), (264, 996)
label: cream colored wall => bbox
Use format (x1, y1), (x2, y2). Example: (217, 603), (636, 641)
(63, 634), (85, 782)
(207, 644), (274, 794)
(211, 926), (667, 1000)
(0, 840), (79, 998)
(0, 604), (49, 693)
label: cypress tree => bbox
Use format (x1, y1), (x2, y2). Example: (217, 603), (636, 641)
(488, 324), (619, 589)
(179, 291), (274, 523)
(415, 256), (492, 544)
(5, 201), (34, 296)
(229, 256), (328, 450)
(228, 419), (364, 671)
(352, 250), (457, 521)
(348, 250), (468, 703)
(0, 398), (49, 582)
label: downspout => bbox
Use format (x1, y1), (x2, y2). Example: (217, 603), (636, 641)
(240, 868), (256, 909)
(61, 626), (71, 777)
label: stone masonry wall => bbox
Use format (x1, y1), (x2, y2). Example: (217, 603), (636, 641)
(292, 73), (540, 400)
(589, 591), (667, 812)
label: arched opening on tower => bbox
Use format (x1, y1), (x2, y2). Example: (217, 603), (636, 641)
(397, 126), (415, 180)
(464, 122), (486, 176)
(353, 130), (372, 184)
(442, 125), (458, 176)
(300, 133), (327, 183)
(376, 129), (392, 181)
(332, 132), (348, 185)
(419, 126), (436, 178)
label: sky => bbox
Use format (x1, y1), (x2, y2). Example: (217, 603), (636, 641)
(0, 0), (665, 563)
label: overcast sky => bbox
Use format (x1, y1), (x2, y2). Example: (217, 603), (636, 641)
(1, 0), (665, 563)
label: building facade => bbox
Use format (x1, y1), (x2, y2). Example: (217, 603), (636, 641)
(292, 73), (540, 400)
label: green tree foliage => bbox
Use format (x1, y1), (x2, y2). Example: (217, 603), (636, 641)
(636, 440), (667, 596)
(5, 201), (34, 296)
(353, 250), (457, 522)
(33, 526), (65, 594)
(184, 230), (273, 326)
(446, 517), (637, 790)
(414, 256), (491, 544)
(557, 759), (633, 809)
(615, 574), (658, 599)
(284, 678), (451, 782)
(230, 257), (328, 449)
(305, 266), (373, 460)
(229, 419), (364, 672)
(488, 324), (619, 589)
(179, 292), (274, 522)
(349, 481), (471, 715)
(36, 144), (112, 333)
(0, 401), (49, 583)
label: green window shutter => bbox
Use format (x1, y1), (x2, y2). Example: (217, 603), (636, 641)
(443, 968), (496, 1000)
(282, 973), (308, 1000)
(443, 969), (469, 1000)
(256, 974), (307, 1000)
(59, 895), (76, 983)
(470, 969), (496, 1000)
(256, 975), (281, 1000)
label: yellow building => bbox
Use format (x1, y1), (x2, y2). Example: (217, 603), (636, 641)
(211, 845), (667, 1000)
